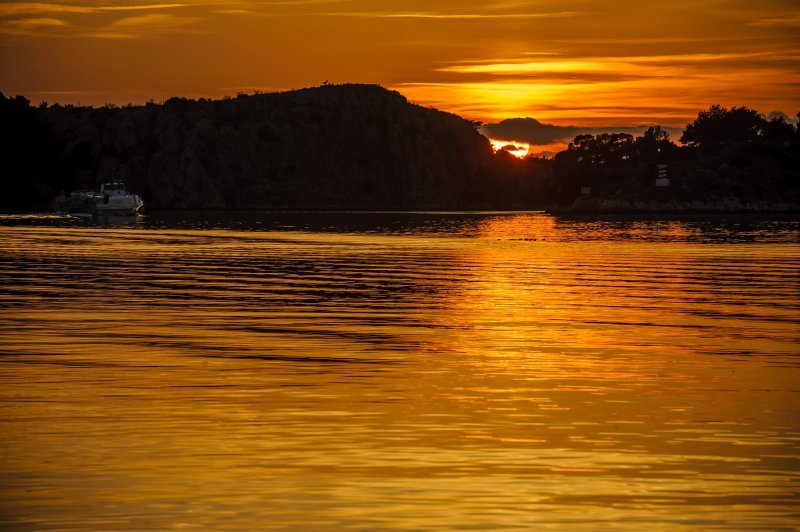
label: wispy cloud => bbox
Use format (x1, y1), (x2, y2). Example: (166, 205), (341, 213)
(211, 0), (353, 16)
(0, 16), (67, 35)
(438, 51), (797, 76)
(110, 13), (197, 28)
(87, 13), (202, 39)
(0, 1), (203, 39)
(750, 16), (800, 27)
(256, 0), (353, 5)
(324, 11), (582, 19)
(214, 9), (258, 15)
(0, 3), (192, 17)
(394, 42), (800, 125)
(2, 0), (796, 124)
(441, 60), (603, 74)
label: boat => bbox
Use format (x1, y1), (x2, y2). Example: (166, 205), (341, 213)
(56, 182), (144, 216)
(94, 183), (144, 215)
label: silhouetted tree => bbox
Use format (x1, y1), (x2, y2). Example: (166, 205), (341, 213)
(646, 125), (668, 141)
(635, 126), (678, 161)
(564, 132), (635, 166)
(680, 105), (766, 149)
(0, 93), (59, 209)
(761, 116), (795, 147)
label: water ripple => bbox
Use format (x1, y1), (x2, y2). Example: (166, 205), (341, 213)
(0, 213), (798, 530)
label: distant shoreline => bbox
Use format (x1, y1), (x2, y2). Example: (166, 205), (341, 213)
(2, 207), (799, 218)
(548, 200), (800, 215)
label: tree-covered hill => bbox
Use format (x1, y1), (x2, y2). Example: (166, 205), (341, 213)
(2, 84), (516, 211)
(1, 87), (797, 213)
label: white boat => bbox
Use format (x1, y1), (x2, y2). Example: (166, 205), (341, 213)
(95, 183), (144, 215)
(56, 182), (144, 216)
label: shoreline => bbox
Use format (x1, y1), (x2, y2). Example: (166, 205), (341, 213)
(548, 198), (800, 215)
(2, 207), (800, 217)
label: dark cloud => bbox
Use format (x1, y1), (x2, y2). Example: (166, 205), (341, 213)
(481, 118), (575, 145)
(480, 117), (683, 146)
(499, 144), (524, 151)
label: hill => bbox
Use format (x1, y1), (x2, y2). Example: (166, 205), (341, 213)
(2, 88), (796, 213)
(1, 84), (505, 211)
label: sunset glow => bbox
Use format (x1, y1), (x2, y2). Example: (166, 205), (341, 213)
(2, 0), (799, 519)
(1, 1), (798, 131)
(490, 139), (531, 158)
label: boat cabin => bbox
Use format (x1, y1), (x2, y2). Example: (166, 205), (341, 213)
(100, 183), (129, 196)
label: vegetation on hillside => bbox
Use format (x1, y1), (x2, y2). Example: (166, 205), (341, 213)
(2, 85), (504, 210)
(1, 86), (797, 212)
(498, 105), (799, 210)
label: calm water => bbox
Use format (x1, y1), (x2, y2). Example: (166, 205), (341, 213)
(1, 212), (799, 530)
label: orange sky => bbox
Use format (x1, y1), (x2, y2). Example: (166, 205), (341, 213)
(1, 0), (798, 129)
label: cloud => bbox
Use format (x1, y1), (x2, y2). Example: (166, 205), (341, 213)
(481, 117), (683, 146)
(396, 80), (709, 126)
(0, 3), (192, 17)
(214, 9), (258, 15)
(84, 13), (202, 39)
(0, 16), (67, 34)
(397, 47), (799, 125)
(439, 52), (788, 76)
(499, 144), (524, 151)
(0, 2), (201, 38)
(257, 0), (354, 4)
(324, 11), (582, 19)
(441, 60), (602, 74)
(482, 118), (575, 145)
(750, 16), (800, 27)
(110, 13), (196, 28)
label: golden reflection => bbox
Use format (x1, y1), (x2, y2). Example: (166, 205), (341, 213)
(0, 217), (799, 529)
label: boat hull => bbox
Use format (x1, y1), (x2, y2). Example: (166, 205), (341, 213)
(56, 189), (143, 216)
(95, 207), (141, 216)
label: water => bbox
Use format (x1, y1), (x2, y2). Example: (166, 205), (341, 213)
(1, 212), (798, 530)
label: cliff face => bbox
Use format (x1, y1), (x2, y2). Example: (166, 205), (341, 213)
(39, 84), (495, 210)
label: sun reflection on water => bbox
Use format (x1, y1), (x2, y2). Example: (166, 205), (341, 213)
(0, 213), (798, 529)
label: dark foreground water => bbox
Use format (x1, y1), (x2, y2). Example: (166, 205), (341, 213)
(1, 212), (798, 530)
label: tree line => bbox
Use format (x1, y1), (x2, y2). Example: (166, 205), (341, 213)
(2, 88), (798, 211)
(494, 105), (799, 208)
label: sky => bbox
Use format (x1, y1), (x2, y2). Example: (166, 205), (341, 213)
(1, 0), (798, 149)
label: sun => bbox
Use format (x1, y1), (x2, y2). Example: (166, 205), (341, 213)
(489, 139), (530, 158)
